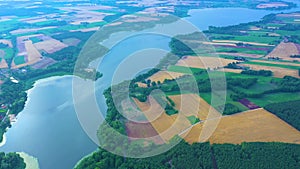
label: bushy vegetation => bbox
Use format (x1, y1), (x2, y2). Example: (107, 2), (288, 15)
(291, 55), (300, 58)
(46, 46), (80, 61)
(169, 38), (196, 56)
(222, 103), (241, 115)
(241, 70), (273, 76)
(280, 24), (300, 31)
(187, 116), (200, 124)
(276, 76), (300, 92)
(0, 80), (27, 115)
(0, 80), (27, 142)
(52, 31), (94, 42)
(0, 152), (25, 169)
(76, 141), (213, 169)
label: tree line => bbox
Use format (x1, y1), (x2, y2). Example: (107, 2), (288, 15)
(75, 141), (300, 169)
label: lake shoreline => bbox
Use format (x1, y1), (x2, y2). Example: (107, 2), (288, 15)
(17, 152), (40, 169)
(73, 148), (99, 169)
(0, 133), (6, 147)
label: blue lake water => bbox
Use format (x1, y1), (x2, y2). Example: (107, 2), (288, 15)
(1, 6), (300, 169)
(185, 6), (300, 30)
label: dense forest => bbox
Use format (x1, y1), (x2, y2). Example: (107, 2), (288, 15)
(76, 141), (300, 169)
(265, 100), (300, 131)
(0, 80), (27, 142)
(0, 152), (25, 169)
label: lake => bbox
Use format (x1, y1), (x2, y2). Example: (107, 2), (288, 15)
(1, 6), (299, 169)
(185, 6), (300, 30)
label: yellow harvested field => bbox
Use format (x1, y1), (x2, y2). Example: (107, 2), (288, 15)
(12, 41), (42, 69)
(148, 71), (184, 83)
(176, 56), (237, 69)
(169, 94), (220, 121)
(217, 52), (263, 58)
(132, 95), (300, 145)
(136, 82), (147, 88)
(26, 41), (42, 62)
(0, 39), (12, 47)
(212, 40), (274, 47)
(170, 94), (222, 143)
(34, 39), (68, 54)
(209, 108), (300, 144)
(180, 123), (203, 143)
(26, 41), (42, 63)
(241, 63), (299, 78)
(266, 42), (300, 61)
(257, 2), (288, 9)
(133, 97), (191, 142)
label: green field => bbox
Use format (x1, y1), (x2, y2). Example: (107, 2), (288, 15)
(14, 56), (25, 65)
(187, 115), (200, 125)
(167, 65), (202, 74)
(215, 46), (268, 55)
(245, 61), (300, 70)
(33, 20), (58, 26)
(0, 19), (19, 32)
(0, 109), (7, 113)
(249, 92), (300, 107)
(30, 37), (43, 43)
(232, 34), (280, 44)
(2, 48), (14, 59)
(61, 21), (106, 31)
(200, 91), (249, 113)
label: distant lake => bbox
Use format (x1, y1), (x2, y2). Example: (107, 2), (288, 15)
(1, 5), (300, 169)
(185, 7), (300, 30)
